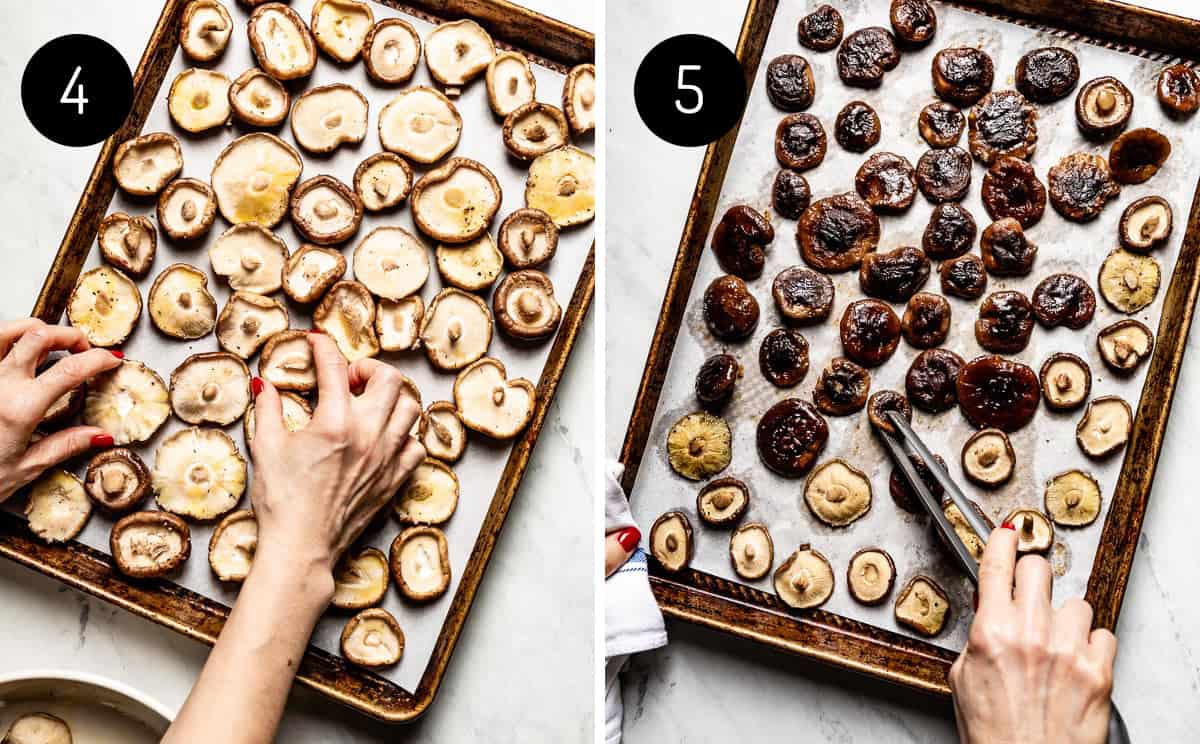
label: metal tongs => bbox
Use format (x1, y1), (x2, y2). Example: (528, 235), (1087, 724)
(878, 411), (1131, 744)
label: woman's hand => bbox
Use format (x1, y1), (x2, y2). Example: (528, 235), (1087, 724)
(950, 525), (1117, 744)
(604, 528), (640, 577)
(0, 318), (122, 503)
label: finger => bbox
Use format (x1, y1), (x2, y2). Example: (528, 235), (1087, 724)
(8, 325), (91, 373)
(1088, 627), (1118, 669)
(383, 392), (422, 445)
(604, 527), (640, 578)
(349, 357), (403, 413)
(1051, 598), (1094, 651)
(976, 525), (1019, 610)
(35, 348), (122, 409)
(1013, 553), (1053, 607)
(19, 425), (112, 475)
(386, 436), (426, 492)
(249, 378), (285, 456)
(0, 319), (48, 360)
(308, 333), (350, 415)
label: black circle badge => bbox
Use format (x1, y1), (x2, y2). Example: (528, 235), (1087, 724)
(22, 35), (133, 148)
(634, 34), (747, 147)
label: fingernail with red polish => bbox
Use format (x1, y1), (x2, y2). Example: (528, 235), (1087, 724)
(1001, 521), (1015, 530)
(307, 328), (322, 335)
(616, 527), (641, 552)
(251, 377), (264, 397)
(109, 350), (124, 359)
(90, 434), (114, 448)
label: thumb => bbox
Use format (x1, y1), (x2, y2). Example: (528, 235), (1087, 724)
(250, 377), (285, 456)
(19, 425), (111, 478)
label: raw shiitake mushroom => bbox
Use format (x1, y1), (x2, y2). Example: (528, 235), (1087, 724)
(258, 330), (316, 391)
(905, 348), (962, 413)
(1098, 249), (1160, 314)
(1109, 128), (1172, 185)
(378, 87), (463, 164)
(858, 246), (930, 303)
(1076, 396), (1132, 458)
(331, 547), (390, 609)
(1097, 319), (1153, 375)
(562, 63), (597, 136)
(1039, 352), (1091, 411)
(916, 147), (971, 203)
(837, 27), (899, 88)
(1032, 274), (1095, 329)
(775, 113), (827, 171)
(313, 281), (380, 362)
(765, 54), (816, 111)
(889, 0), (937, 47)
(1075, 76), (1133, 140)
(867, 390), (911, 436)
(918, 101), (964, 148)
(228, 68), (290, 127)
(1157, 63), (1200, 117)
(353, 226), (429, 301)
(773, 169), (812, 219)
(1119, 196), (1172, 252)
(812, 357), (870, 416)
(424, 19), (495, 91)
(157, 178), (216, 242)
(169, 352), (251, 426)
(939, 253), (988, 299)
(901, 292), (951, 349)
(889, 452), (945, 513)
(759, 328), (809, 387)
(376, 295), (424, 352)
(84, 447), (150, 513)
(797, 4), (843, 52)
(247, 3), (316, 80)
(804, 458), (871, 527)
(24, 470), (90, 543)
(961, 428), (1015, 487)
(420, 401), (467, 463)
(437, 234), (504, 292)
(756, 398), (828, 477)
(498, 208), (559, 269)
(39, 375), (84, 431)
(167, 68), (231, 133)
(412, 157), (502, 243)
(420, 288), (492, 371)
(290, 175), (363, 245)
(847, 547), (896, 605)
(712, 205), (773, 280)
(84, 360), (170, 445)
(981, 156), (1046, 228)
(956, 355), (1040, 432)
(840, 299), (900, 367)
(97, 212), (156, 277)
(210, 133), (303, 228)
(968, 90), (1038, 165)
(703, 275), (759, 341)
(980, 218), (1036, 276)
(363, 18), (422, 85)
(650, 511), (693, 572)
(696, 476), (749, 527)
(931, 47), (994, 107)
(153, 427), (246, 521)
(390, 525), (451, 602)
(975, 290), (1034, 354)
(452, 357), (535, 440)
(3, 712), (74, 743)
(942, 499), (993, 561)
(353, 152), (413, 212)
(208, 509), (258, 582)
(1005, 508), (1055, 554)
(310, 0), (374, 63)
(487, 51), (536, 118)
(695, 353), (741, 409)
(112, 132), (183, 197)
(772, 266), (834, 325)
(503, 103), (569, 161)
(394, 458), (459, 525)
(774, 544), (834, 609)
(493, 270), (562, 343)
(1015, 47), (1079, 103)
(340, 608), (405, 666)
(67, 267), (141, 347)
(894, 575), (950, 636)
(1049, 152), (1121, 222)
(209, 223), (288, 294)
(180, 0), (233, 62)
(854, 152), (916, 213)
(282, 243), (346, 304)
(290, 84), (369, 155)
(729, 523), (773, 580)
(796, 193), (880, 272)
(216, 291), (289, 359)
(1044, 469), (1101, 526)
(922, 203), (975, 260)
(666, 411), (731, 481)
(109, 511), (191, 578)
(243, 392), (312, 447)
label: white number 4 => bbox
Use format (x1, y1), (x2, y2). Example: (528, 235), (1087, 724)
(60, 66), (88, 115)
(675, 65), (703, 115)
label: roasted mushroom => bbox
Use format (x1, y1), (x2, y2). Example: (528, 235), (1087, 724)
(980, 156), (1046, 228)
(243, 391), (311, 447)
(867, 390), (911, 435)
(378, 87), (463, 164)
(310, 0), (374, 63)
(152, 427), (246, 520)
(757, 398), (828, 477)
(210, 133), (303, 228)
(169, 352), (251, 426)
(1076, 396), (1131, 458)
(765, 54), (815, 111)
(855, 151), (917, 213)
(412, 157), (502, 243)
(208, 509), (257, 582)
(1015, 47), (1079, 103)
(774, 545), (834, 609)
(939, 253), (988, 299)
(696, 477), (750, 527)
(968, 90), (1038, 165)
(2, 713), (73, 744)
(797, 193), (880, 272)
(831, 101), (881, 155)
(901, 292), (951, 348)
(650, 511), (693, 572)
(918, 101), (965, 148)
(759, 328), (809, 387)
(209, 223), (288, 294)
(797, 5), (843, 52)
(1109, 128), (1171, 185)
(889, 452), (945, 513)
(975, 290), (1035, 353)
(894, 575), (950, 636)
(916, 147), (971, 203)
(858, 245), (930, 302)
(282, 243), (346, 304)
(837, 27), (899, 88)
(1032, 274), (1095, 329)
(452, 357), (535, 440)
(772, 169), (811, 220)
(498, 208), (559, 269)
(502, 102), (569, 161)
(922, 203), (976, 260)
(424, 19), (495, 90)
(695, 354), (742, 410)
(812, 357), (870, 416)
(889, 0), (936, 46)
(804, 459), (871, 527)
(961, 428), (1015, 487)
(493, 270), (562, 342)
(420, 288), (492, 371)
(1007, 508), (1055, 554)
(1118, 196), (1172, 252)
(525, 146), (595, 228)
(775, 113), (827, 171)
(1075, 76), (1133, 140)
(772, 266), (834, 325)
(167, 68), (231, 133)
(341, 608), (404, 666)
(83, 360), (170, 445)
(332, 547), (390, 609)
(729, 523), (774, 581)
(847, 548), (896, 605)
(247, 3), (316, 80)
(666, 411), (731, 481)
(1157, 63), (1200, 117)
(905, 348), (962, 413)
(1039, 352), (1091, 411)
(258, 329), (316, 391)
(1098, 249), (1160, 313)
(290, 84), (368, 154)
(363, 18), (421, 85)
(113, 132), (183, 197)
(97, 212), (156, 277)
(110, 511), (191, 578)
(290, 175), (363, 245)
(840, 299), (901, 367)
(712, 205), (773, 280)
(313, 281), (380, 361)
(980, 218), (1037, 276)
(419, 401), (467, 463)
(956, 355), (1040, 431)
(702, 275), (759, 341)
(563, 63), (597, 136)
(932, 47), (994, 107)
(67, 266), (141, 347)
(941, 499), (992, 560)
(353, 226), (429, 301)
(394, 458), (458, 525)
(24, 470), (90, 543)
(180, 0), (233, 62)
(1044, 469), (1101, 526)
(1097, 319), (1153, 374)
(216, 291), (289, 359)
(228, 68), (290, 127)
(376, 295), (425, 352)
(157, 178), (216, 242)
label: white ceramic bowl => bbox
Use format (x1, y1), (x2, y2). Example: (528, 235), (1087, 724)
(0, 669), (171, 740)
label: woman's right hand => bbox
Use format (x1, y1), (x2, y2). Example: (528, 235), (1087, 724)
(950, 525), (1117, 744)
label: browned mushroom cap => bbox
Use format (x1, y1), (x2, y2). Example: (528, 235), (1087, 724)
(210, 133), (304, 228)
(313, 281), (380, 362)
(1097, 319), (1153, 375)
(258, 329), (316, 391)
(97, 213), (156, 277)
(774, 544), (835, 609)
(180, 0), (233, 62)
(493, 270), (562, 343)
(248, 3), (317, 80)
(650, 511), (693, 572)
(411, 158), (502, 244)
(110, 511), (191, 578)
(702, 275), (759, 341)
(905, 348), (963, 413)
(867, 390), (911, 436)
(112, 132), (183, 197)
(1075, 76), (1133, 140)
(889, 0), (937, 46)
(932, 47), (994, 107)
(980, 218), (1036, 277)
(797, 4), (843, 52)
(916, 147), (971, 203)
(1032, 274), (1095, 329)
(765, 54), (816, 111)
(918, 101), (964, 148)
(420, 288), (493, 371)
(834, 101), (881, 153)
(290, 84), (369, 155)
(169, 352), (251, 425)
(24, 470), (91, 543)
(697, 477), (750, 527)
(207, 509), (258, 582)
(419, 401), (467, 463)
(957, 355), (1040, 431)
(859, 246), (930, 303)
(769, 171), (809, 223)
(712, 205), (773, 280)
(840, 299), (900, 367)
(66, 266), (142, 348)
(939, 253), (988, 299)
(804, 459), (872, 527)
(282, 244), (346, 304)
(1006, 508), (1055, 554)
(772, 266), (834, 325)
(562, 63), (596, 136)
(901, 292), (951, 349)
(855, 152), (917, 213)
(968, 90), (1038, 165)
(961, 428), (1015, 487)
(453, 357), (536, 440)
(975, 290), (1034, 353)
(216, 291), (289, 359)
(498, 208), (559, 268)
(813, 357), (870, 416)
(310, 0), (374, 63)
(981, 156), (1046, 228)
(797, 193), (880, 272)
(1044, 469), (1102, 526)
(729, 523), (773, 580)
(756, 398), (828, 477)
(1076, 395), (1132, 458)
(228, 68), (290, 127)
(1118, 196), (1172, 252)
(340, 608), (405, 667)
(167, 68), (232, 133)
(376, 295), (425, 353)
(1108, 128), (1172, 185)
(922, 203), (975, 260)
(363, 18), (422, 85)
(391, 526), (451, 602)
(775, 113), (827, 171)
(353, 152), (413, 212)
(889, 452), (945, 512)
(1048, 152), (1121, 222)
(759, 328), (809, 388)
(695, 354), (741, 409)
(1015, 47), (1079, 103)
(837, 27), (899, 88)
(847, 547), (896, 605)
(895, 575), (951, 636)
(502, 102), (569, 161)
(1157, 63), (1200, 117)
(332, 547), (390, 609)
(157, 178), (216, 242)
(290, 175), (363, 245)
(1039, 352), (1091, 411)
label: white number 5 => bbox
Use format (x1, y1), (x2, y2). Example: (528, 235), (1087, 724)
(60, 66), (88, 115)
(675, 65), (703, 114)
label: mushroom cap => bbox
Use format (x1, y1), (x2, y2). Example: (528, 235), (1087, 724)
(216, 291), (289, 358)
(1076, 395), (1131, 458)
(180, 0), (233, 62)
(148, 263), (218, 340)
(352, 226), (429, 300)
(282, 243), (346, 303)
(437, 233), (504, 292)
(943, 499), (992, 560)
(3, 712), (74, 744)
(1044, 469), (1102, 526)
(411, 157), (502, 243)
(248, 3), (316, 80)
(486, 51), (536, 118)
(290, 84), (369, 154)
(729, 522), (773, 580)
(650, 511), (693, 572)
(804, 458), (872, 526)
(378, 86), (463, 164)
(289, 175), (363, 245)
(332, 546), (390, 609)
(1006, 508), (1055, 553)
(228, 67), (290, 127)
(419, 401), (467, 462)
(847, 547), (896, 605)
(153, 426), (247, 520)
(1118, 195), (1172, 252)
(310, 0), (374, 63)
(696, 476), (749, 527)
(562, 63), (596, 136)
(169, 352), (251, 425)
(394, 458), (459, 525)
(67, 266), (142, 347)
(501, 102), (569, 161)
(666, 411), (732, 480)
(424, 19), (495, 87)
(390, 525), (451, 602)
(207, 509), (258, 582)
(98, 212), (157, 277)
(1097, 319), (1153, 374)
(525, 146), (595, 228)
(113, 132), (183, 196)
(773, 544), (835, 609)
(340, 608), (405, 667)
(24, 469), (91, 543)
(961, 428), (1015, 487)
(109, 510), (191, 578)
(312, 281), (380, 361)
(453, 357), (535, 440)
(210, 132), (303, 228)
(894, 575), (950, 635)
(157, 178), (217, 241)
(1098, 248), (1160, 314)
(39, 376), (85, 432)
(363, 18), (421, 85)
(1039, 352), (1091, 411)
(258, 329), (316, 391)
(1075, 76), (1133, 139)
(244, 391), (312, 446)
(419, 287), (492, 371)
(354, 151), (413, 212)
(497, 208), (559, 268)
(167, 67), (232, 133)
(84, 447), (151, 514)
(376, 295), (424, 352)
(83, 360), (171, 445)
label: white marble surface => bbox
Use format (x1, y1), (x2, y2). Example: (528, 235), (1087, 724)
(605, 1), (1200, 742)
(0, 1), (594, 741)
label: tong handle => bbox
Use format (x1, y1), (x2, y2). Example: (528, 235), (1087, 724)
(1108, 700), (1131, 744)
